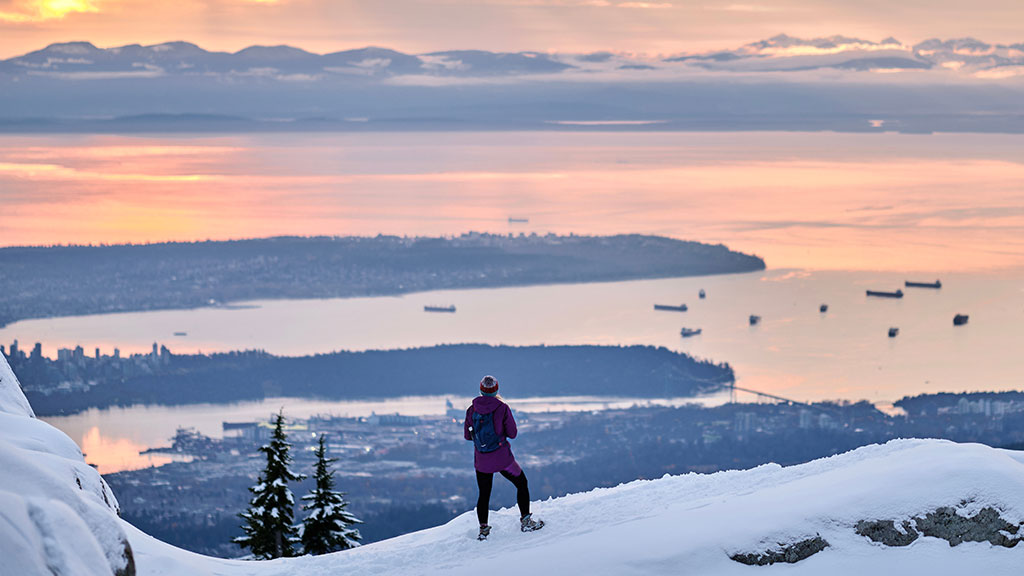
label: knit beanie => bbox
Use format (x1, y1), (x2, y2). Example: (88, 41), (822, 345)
(479, 375), (499, 396)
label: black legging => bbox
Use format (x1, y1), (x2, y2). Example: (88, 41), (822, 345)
(476, 469), (530, 525)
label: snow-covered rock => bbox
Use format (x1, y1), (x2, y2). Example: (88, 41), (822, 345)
(0, 354), (134, 576)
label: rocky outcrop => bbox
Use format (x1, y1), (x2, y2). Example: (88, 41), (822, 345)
(735, 505), (1022, 567)
(859, 506), (1020, 549)
(730, 536), (829, 565)
(914, 507), (1020, 547)
(0, 354), (135, 576)
(855, 520), (919, 547)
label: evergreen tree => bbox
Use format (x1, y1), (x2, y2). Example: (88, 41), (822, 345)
(235, 411), (305, 559)
(300, 434), (362, 555)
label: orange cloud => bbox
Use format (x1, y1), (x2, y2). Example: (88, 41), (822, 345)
(0, 0), (99, 22)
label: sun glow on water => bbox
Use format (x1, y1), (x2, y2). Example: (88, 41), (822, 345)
(79, 426), (182, 474)
(2, 132), (1024, 272)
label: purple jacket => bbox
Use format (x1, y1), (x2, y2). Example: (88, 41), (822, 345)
(464, 396), (518, 474)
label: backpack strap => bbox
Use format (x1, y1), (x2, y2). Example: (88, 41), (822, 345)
(494, 405), (506, 446)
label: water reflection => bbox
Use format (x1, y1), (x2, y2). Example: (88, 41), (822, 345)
(3, 132), (1024, 271)
(9, 269), (1024, 405)
(79, 426), (187, 474)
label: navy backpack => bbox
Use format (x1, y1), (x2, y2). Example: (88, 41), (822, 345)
(471, 409), (502, 453)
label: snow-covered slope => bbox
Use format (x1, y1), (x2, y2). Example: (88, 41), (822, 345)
(0, 354), (133, 576)
(3, 352), (1023, 574)
(127, 439), (1024, 576)
(0, 352), (34, 418)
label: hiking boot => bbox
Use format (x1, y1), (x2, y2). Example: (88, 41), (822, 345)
(477, 524), (491, 541)
(520, 514), (544, 532)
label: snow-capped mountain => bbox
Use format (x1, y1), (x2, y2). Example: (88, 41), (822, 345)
(4, 34), (1024, 81)
(664, 34), (932, 72)
(660, 34), (1024, 75)
(3, 350), (1024, 575)
(0, 41), (575, 80)
(421, 50), (573, 76)
(2, 34), (1023, 132)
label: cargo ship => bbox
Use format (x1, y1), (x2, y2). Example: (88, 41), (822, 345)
(953, 314), (969, 326)
(866, 289), (904, 298)
(889, 327), (899, 337)
(424, 305), (456, 313)
(654, 303), (688, 312)
(680, 327), (702, 337)
(508, 217), (529, 224)
(749, 315), (761, 326)
(905, 280), (942, 289)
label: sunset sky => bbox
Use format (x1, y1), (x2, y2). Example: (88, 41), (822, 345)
(1, 0), (1022, 58)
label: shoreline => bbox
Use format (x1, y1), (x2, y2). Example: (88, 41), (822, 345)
(0, 267), (765, 331)
(17, 343), (732, 417)
(0, 233), (764, 328)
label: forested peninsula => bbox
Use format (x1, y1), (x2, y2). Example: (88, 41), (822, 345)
(0, 233), (764, 327)
(17, 344), (733, 416)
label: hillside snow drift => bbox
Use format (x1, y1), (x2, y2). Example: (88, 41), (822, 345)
(0, 354), (133, 576)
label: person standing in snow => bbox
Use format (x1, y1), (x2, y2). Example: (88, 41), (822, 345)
(465, 375), (544, 540)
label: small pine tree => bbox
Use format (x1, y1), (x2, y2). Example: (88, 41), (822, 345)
(300, 434), (362, 555)
(235, 411), (306, 559)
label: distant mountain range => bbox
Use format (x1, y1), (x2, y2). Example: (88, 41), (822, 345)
(664, 34), (1024, 75)
(4, 35), (1024, 80)
(1, 35), (1023, 133)
(0, 41), (573, 79)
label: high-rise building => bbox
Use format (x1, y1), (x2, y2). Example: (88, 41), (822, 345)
(798, 409), (815, 429)
(734, 412), (756, 435)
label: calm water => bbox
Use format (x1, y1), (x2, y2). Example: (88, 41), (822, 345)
(3, 132), (1024, 271)
(31, 262), (1024, 473)
(11, 268), (1023, 403)
(4, 131), (1023, 472)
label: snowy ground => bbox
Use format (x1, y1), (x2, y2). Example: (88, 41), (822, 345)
(4, 351), (1024, 575)
(128, 438), (1024, 576)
